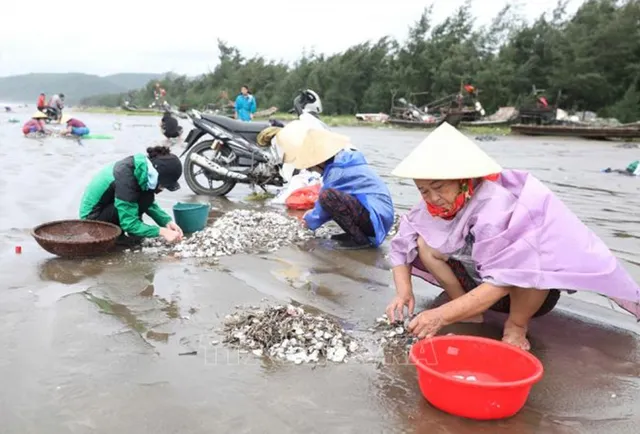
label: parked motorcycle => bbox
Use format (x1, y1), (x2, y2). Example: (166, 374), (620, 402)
(42, 106), (61, 123)
(178, 89), (326, 196)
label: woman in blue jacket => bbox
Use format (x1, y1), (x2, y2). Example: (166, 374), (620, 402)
(234, 85), (257, 121)
(276, 122), (394, 249)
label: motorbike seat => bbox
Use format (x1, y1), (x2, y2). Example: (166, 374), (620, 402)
(201, 114), (269, 134)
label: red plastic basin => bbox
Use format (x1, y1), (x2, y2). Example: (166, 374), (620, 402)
(409, 335), (543, 420)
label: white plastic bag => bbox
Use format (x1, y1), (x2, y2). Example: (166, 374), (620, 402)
(271, 170), (322, 205)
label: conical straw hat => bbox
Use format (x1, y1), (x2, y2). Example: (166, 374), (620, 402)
(32, 111), (47, 119)
(391, 122), (502, 179)
(275, 120), (317, 152)
(284, 128), (351, 170)
(60, 115), (71, 124)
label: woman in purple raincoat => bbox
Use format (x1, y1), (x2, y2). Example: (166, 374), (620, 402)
(386, 123), (640, 350)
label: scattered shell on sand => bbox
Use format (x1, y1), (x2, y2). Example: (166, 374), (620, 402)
(222, 304), (358, 364)
(371, 313), (417, 349)
(140, 210), (313, 258)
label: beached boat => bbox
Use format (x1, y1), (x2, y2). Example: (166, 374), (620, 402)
(388, 112), (464, 129)
(121, 104), (162, 114)
(510, 124), (640, 139)
(387, 119), (440, 129)
(460, 106), (519, 127)
(120, 103), (189, 119)
(460, 119), (512, 127)
(355, 113), (390, 123)
(254, 107), (278, 118)
(387, 85), (483, 129)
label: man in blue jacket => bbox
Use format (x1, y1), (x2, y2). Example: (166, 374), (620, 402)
(234, 85), (257, 122)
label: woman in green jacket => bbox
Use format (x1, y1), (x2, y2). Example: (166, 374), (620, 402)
(79, 146), (184, 245)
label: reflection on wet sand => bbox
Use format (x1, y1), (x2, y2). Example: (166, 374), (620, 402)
(84, 290), (148, 334)
(1, 116), (639, 432)
(38, 257), (105, 284)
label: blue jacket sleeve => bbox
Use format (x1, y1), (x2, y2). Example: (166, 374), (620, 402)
(303, 191), (332, 230)
(234, 96), (241, 112)
(250, 96), (257, 113)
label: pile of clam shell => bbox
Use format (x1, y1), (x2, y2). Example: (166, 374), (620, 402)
(370, 314), (418, 349)
(223, 304), (358, 364)
(141, 210), (313, 258)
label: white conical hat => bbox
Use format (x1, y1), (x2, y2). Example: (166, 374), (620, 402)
(391, 122), (502, 179)
(275, 119), (317, 151)
(284, 128), (351, 170)
(274, 119), (326, 181)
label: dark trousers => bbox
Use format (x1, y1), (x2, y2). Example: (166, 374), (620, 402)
(318, 188), (374, 244)
(163, 126), (183, 139)
(447, 259), (560, 317)
(87, 192), (155, 235)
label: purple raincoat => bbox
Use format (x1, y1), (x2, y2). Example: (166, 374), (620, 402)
(389, 169), (640, 319)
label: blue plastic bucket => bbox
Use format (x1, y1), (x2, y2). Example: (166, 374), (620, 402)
(172, 202), (210, 233)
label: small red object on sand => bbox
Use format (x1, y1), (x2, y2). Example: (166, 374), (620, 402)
(15, 245), (22, 254)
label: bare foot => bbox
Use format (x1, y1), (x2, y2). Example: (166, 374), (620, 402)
(502, 319), (530, 351)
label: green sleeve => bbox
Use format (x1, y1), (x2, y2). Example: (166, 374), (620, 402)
(146, 201), (172, 227)
(114, 198), (161, 238)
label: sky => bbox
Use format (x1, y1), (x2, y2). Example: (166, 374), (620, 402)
(0, 0), (583, 77)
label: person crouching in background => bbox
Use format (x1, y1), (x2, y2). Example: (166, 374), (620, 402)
(60, 115), (90, 137)
(160, 110), (183, 145)
(22, 112), (49, 136)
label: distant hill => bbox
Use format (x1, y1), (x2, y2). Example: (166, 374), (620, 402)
(0, 72), (164, 104)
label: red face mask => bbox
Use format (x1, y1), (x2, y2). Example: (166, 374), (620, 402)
(426, 173), (500, 220)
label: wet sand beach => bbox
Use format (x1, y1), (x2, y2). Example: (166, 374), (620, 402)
(1, 109), (639, 433)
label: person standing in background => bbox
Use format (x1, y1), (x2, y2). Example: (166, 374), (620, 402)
(48, 93), (65, 119)
(37, 93), (46, 111)
(154, 83), (167, 105)
(234, 85), (257, 122)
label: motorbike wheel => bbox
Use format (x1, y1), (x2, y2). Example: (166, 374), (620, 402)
(183, 140), (237, 196)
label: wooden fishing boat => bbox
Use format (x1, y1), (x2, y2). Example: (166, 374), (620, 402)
(387, 118), (440, 129)
(388, 112), (464, 129)
(460, 119), (513, 127)
(460, 107), (519, 127)
(254, 106), (278, 118)
(355, 113), (390, 123)
(510, 124), (640, 139)
(120, 104), (162, 114)
(120, 103), (188, 119)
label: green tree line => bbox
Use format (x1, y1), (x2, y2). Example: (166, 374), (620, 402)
(80, 0), (640, 122)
